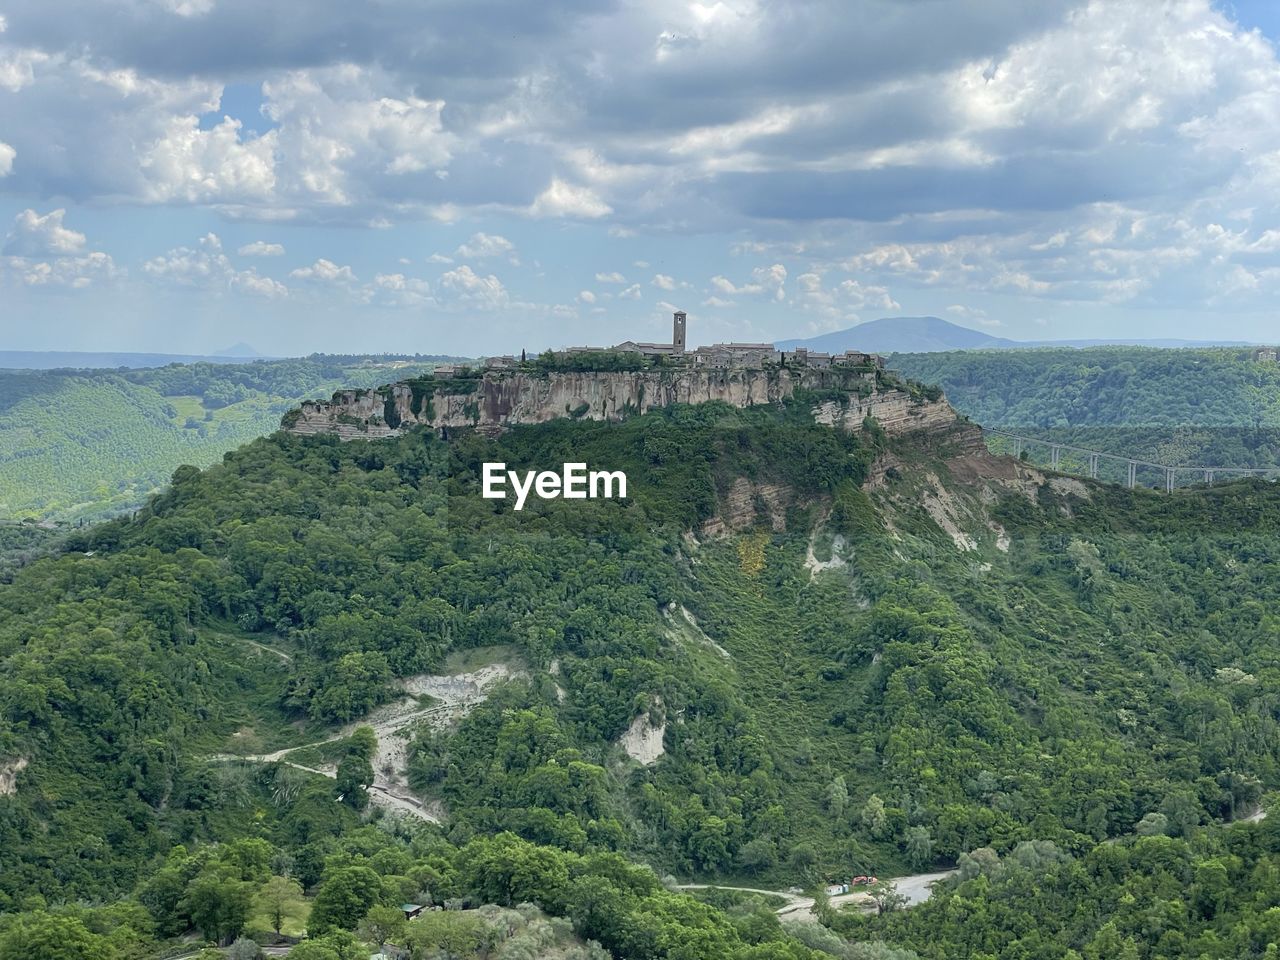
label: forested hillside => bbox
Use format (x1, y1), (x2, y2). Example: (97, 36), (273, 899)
(890, 347), (1280, 471)
(1, 397), (1279, 958)
(0, 356), (454, 522)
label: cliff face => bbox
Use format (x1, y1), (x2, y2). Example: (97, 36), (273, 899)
(285, 367), (963, 441)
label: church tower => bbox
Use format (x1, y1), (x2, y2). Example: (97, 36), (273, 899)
(672, 311), (687, 356)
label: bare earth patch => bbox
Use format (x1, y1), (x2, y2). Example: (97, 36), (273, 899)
(0, 757), (28, 796)
(619, 710), (666, 765)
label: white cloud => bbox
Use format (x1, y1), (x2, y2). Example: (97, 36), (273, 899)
(595, 271), (626, 283)
(139, 115), (276, 204)
(0, 48), (47, 93)
(370, 271), (433, 306)
(143, 233), (284, 297)
(289, 258), (358, 284)
(151, 0), (215, 15)
(237, 240), (285, 256)
(264, 67), (454, 204)
(438, 264), (509, 309)
(8, 252), (119, 289)
(946, 304), (997, 325)
(578, 289), (597, 304)
(455, 232), (515, 258)
(619, 283), (642, 300)
(703, 295), (734, 308)
(530, 178), (612, 218)
(0, 142), (12, 176)
(3, 209), (86, 256)
(426, 253), (454, 264)
(708, 263), (787, 300)
(2, 208), (119, 289)
(651, 274), (676, 290)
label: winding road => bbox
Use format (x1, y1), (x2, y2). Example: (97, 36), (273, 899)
(677, 869), (956, 921)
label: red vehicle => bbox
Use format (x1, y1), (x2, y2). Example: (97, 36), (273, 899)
(851, 875), (878, 886)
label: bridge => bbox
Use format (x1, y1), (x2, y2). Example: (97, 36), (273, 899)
(983, 429), (1280, 492)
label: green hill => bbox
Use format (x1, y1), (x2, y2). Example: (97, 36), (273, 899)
(890, 346), (1280, 473)
(1, 397), (1279, 958)
(0, 356), (453, 522)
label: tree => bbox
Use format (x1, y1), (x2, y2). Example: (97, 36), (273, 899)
(335, 753), (374, 810)
(866, 881), (908, 916)
(905, 826), (933, 869)
(0, 913), (119, 960)
(861, 795), (888, 838)
(403, 912), (492, 960)
(824, 775), (849, 817)
(358, 904), (406, 953)
(1135, 812), (1170, 837)
(182, 868), (254, 946)
(309, 866), (388, 935)
(257, 875), (306, 936)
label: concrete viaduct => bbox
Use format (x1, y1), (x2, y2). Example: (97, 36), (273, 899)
(984, 428), (1280, 492)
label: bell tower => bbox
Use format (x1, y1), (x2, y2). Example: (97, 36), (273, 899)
(672, 311), (687, 356)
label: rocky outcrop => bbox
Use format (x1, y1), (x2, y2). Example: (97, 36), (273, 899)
(286, 367), (960, 440)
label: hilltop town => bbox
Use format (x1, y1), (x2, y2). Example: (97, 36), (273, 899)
(435, 311), (887, 375)
(283, 313), (955, 441)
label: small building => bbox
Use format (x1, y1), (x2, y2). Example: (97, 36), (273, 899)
(432, 364), (460, 377)
(1254, 346), (1277, 363)
(401, 903), (425, 920)
(484, 355), (517, 369)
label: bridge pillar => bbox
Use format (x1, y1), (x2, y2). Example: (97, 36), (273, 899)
(1051, 445), (1060, 471)
(1205, 469), (1214, 484)
(1165, 468), (1175, 493)
(1088, 454), (1098, 479)
(1013, 437), (1022, 458)
(1127, 461), (1137, 489)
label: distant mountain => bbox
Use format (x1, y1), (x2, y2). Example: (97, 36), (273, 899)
(775, 316), (1253, 353)
(0, 351), (266, 370)
(213, 341), (260, 358)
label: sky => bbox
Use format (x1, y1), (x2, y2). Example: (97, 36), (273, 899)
(3, 0), (1280, 356)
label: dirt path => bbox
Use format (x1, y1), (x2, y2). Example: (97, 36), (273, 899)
(678, 870), (955, 922)
(214, 664), (518, 823)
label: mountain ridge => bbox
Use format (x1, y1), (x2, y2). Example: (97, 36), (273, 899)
(775, 315), (1254, 353)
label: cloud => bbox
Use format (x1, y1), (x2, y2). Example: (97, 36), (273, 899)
(237, 240), (285, 256)
(438, 264), (509, 309)
(946, 304), (1000, 327)
(143, 233), (284, 297)
(152, 0), (216, 16)
(618, 283), (642, 300)
(8, 252), (119, 289)
(595, 271), (626, 283)
(1, 208), (122, 289)
(455, 232), (514, 258)
(708, 263), (787, 300)
(577, 289), (596, 304)
(370, 271), (432, 306)
(8, 0), (1280, 321)
(289, 258), (357, 283)
(530, 179), (612, 218)
(4, 208), (86, 256)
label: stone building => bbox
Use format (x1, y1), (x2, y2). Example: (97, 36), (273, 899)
(559, 311), (880, 371)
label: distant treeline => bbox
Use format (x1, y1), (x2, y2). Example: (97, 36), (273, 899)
(891, 346), (1280, 468)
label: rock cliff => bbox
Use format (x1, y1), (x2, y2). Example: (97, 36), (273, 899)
(284, 366), (965, 442)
